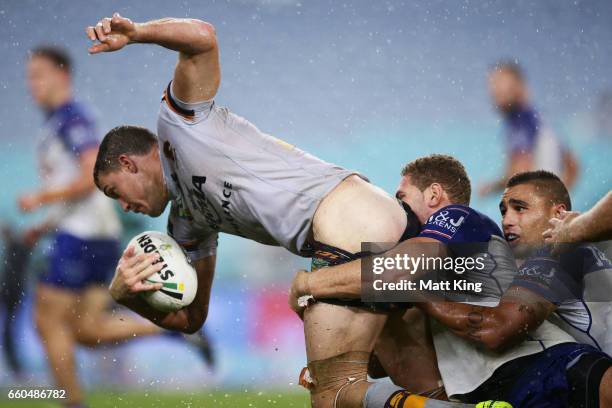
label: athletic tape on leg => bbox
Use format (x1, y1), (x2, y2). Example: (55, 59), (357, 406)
(308, 351), (370, 394)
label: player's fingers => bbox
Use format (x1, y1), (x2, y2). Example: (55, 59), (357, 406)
(558, 210), (578, 220)
(123, 245), (136, 258)
(86, 26), (97, 41)
(548, 217), (562, 227)
(94, 22), (107, 42)
(123, 252), (148, 269)
(88, 43), (110, 54)
(130, 281), (163, 293)
(132, 262), (164, 284)
(130, 253), (161, 276)
(102, 17), (112, 34)
(542, 228), (553, 240)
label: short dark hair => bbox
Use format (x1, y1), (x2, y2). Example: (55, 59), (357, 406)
(94, 126), (158, 187)
(506, 170), (571, 210)
(490, 59), (524, 82)
(401, 154), (471, 205)
(30, 46), (72, 73)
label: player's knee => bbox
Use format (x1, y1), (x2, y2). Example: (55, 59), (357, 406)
(73, 324), (101, 347)
(307, 351), (370, 408)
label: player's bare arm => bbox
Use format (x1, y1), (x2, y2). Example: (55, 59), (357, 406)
(111, 246), (216, 333)
(86, 13), (220, 103)
(544, 190), (612, 244)
(18, 147), (98, 212)
(417, 285), (556, 352)
(289, 236), (446, 313)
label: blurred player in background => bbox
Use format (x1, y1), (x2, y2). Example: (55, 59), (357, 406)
(19, 46), (164, 408)
(479, 61), (579, 196)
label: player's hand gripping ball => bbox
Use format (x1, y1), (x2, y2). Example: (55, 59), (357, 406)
(127, 231), (198, 312)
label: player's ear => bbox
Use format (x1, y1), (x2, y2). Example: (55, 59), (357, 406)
(118, 154), (137, 173)
(551, 203), (567, 218)
(429, 183), (443, 206)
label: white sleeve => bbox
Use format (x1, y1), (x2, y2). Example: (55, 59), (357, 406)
(166, 203), (218, 261)
(160, 81), (214, 124)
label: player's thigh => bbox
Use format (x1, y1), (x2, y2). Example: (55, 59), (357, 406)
(304, 302), (387, 361)
(373, 308), (441, 393)
(313, 175), (406, 253)
(35, 283), (78, 329)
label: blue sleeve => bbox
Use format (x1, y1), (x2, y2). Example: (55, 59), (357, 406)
(506, 111), (538, 155)
(511, 250), (582, 304)
(59, 118), (98, 155)
(418, 206), (473, 243)
(579, 245), (612, 273)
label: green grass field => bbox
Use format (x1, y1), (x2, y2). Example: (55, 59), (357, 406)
(0, 390), (310, 407)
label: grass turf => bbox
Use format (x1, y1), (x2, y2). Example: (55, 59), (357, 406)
(0, 389), (310, 407)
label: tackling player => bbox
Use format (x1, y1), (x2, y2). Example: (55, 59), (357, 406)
(290, 156), (580, 407)
(20, 46), (163, 408)
(85, 13), (433, 408)
(421, 171), (612, 406)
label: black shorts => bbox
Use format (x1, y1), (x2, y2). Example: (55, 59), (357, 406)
(457, 342), (612, 407)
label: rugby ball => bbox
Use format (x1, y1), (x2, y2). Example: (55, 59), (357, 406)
(127, 231), (198, 312)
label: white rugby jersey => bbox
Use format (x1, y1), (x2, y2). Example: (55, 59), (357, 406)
(37, 101), (120, 239)
(513, 244), (612, 356)
(157, 82), (355, 260)
(414, 205), (576, 398)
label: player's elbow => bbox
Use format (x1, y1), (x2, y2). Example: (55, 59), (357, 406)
(191, 20), (217, 52)
(481, 333), (512, 352)
(476, 314), (520, 352)
(182, 306), (208, 334)
(480, 323), (525, 352)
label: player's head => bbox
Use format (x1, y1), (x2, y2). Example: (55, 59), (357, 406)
(488, 60), (528, 114)
(27, 46), (72, 111)
(94, 125), (169, 217)
(397, 154), (471, 224)
(500, 170), (571, 258)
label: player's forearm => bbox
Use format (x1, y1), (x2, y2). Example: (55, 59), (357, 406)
(570, 191), (612, 242)
(132, 18), (216, 55)
(118, 296), (202, 333)
(307, 238), (446, 299)
(419, 302), (515, 351)
(307, 260), (363, 299)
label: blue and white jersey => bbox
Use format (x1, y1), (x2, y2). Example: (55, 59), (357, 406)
(419, 204), (513, 301)
(503, 107), (564, 175)
(37, 101), (120, 239)
(421, 205), (577, 398)
(511, 244), (612, 355)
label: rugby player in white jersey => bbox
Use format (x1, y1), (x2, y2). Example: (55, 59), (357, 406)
(83, 14), (444, 408)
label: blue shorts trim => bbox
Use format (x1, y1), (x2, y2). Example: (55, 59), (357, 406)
(39, 232), (119, 290)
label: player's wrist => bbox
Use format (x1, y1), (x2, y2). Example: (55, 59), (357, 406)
(130, 22), (146, 43)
